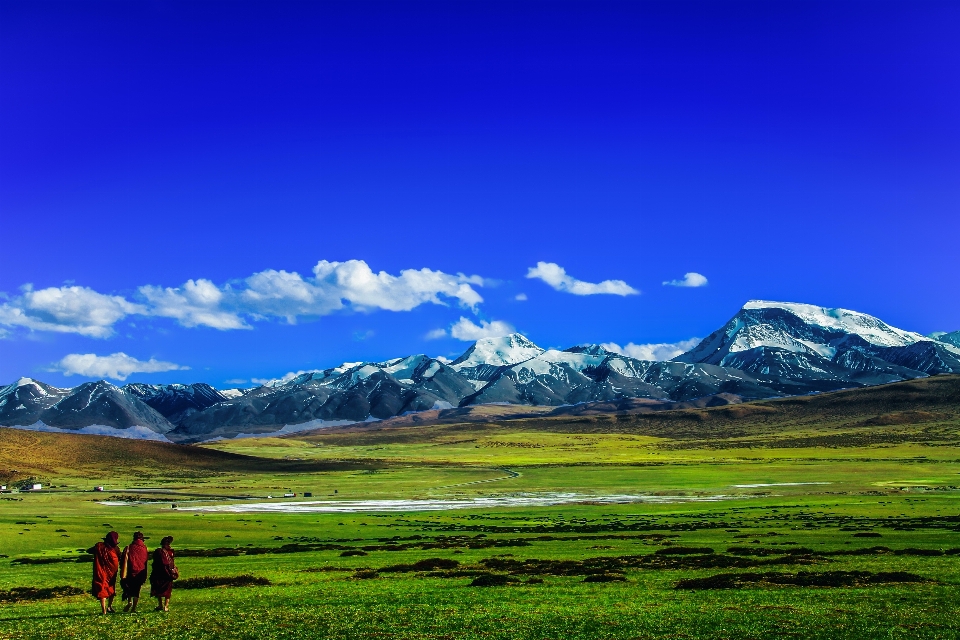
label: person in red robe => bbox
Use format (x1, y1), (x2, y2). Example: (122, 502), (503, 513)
(120, 531), (149, 612)
(88, 531), (120, 614)
(149, 536), (177, 612)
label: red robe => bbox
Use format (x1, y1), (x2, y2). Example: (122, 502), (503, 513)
(150, 547), (176, 598)
(120, 540), (149, 600)
(90, 542), (119, 599)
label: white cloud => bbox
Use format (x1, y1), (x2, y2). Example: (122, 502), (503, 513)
(449, 317), (516, 341)
(224, 378), (249, 385)
(139, 279), (250, 330)
(0, 260), (488, 336)
(424, 328), (449, 340)
(514, 293), (528, 301)
(435, 355), (452, 364)
(526, 262), (639, 296)
(52, 352), (189, 381)
(601, 337), (701, 362)
(252, 370), (317, 387)
(313, 260), (483, 312)
(663, 272), (708, 288)
(0, 285), (145, 338)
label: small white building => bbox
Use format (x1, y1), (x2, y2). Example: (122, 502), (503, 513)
(30, 483), (42, 491)
(94, 486), (105, 492)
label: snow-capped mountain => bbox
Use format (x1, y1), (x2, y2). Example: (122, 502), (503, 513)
(0, 378), (175, 439)
(172, 334), (784, 440)
(3, 300), (957, 442)
(932, 330), (960, 348)
(675, 300), (960, 393)
(124, 382), (230, 424)
(463, 347), (777, 406)
(449, 334), (545, 387)
(173, 354), (475, 440)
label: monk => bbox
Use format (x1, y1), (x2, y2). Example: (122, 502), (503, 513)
(149, 535), (177, 612)
(88, 531), (120, 614)
(120, 531), (149, 612)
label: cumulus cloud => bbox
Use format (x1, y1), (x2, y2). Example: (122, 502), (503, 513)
(601, 337), (701, 362)
(514, 293), (528, 301)
(52, 352), (189, 381)
(449, 317), (516, 341)
(424, 328), (449, 340)
(526, 262), (638, 296)
(314, 260), (484, 312)
(140, 279), (250, 330)
(252, 370), (319, 387)
(662, 272), (708, 288)
(0, 260), (488, 337)
(0, 285), (145, 338)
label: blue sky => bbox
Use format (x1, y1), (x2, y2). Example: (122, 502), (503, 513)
(1, 1), (958, 387)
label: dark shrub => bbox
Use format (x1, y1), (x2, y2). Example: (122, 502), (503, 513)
(583, 573), (627, 583)
(654, 547), (714, 556)
(177, 575), (271, 590)
(470, 573), (515, 587)
(352, 569), (379, 579)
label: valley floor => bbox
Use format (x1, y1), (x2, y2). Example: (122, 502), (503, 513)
(0, 397), (958, 639)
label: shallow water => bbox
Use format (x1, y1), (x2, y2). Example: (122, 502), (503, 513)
(730, 482), (832, 488)
(154, 492), (745, 513)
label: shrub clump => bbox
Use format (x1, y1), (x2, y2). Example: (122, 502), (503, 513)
(654, 547), (714, 556)
(352, 569), (379, 579)
(381, 558), (460, 573)
(470, 573), (517, 587)
(583, 573), (627, 583)
(675, 570), (928, 590)
(340, 550), (368, 557)
(177, 575), (271, 590)
(0, 586), (85, 603)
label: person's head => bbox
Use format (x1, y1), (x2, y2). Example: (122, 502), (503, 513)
(132, 531), (145, 542)
(160, 535), (174, 548)
(104, 531), (119, 548)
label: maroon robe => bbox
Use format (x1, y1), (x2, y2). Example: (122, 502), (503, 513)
(149, 547), (176, 598)
(120, 539), (149, 600)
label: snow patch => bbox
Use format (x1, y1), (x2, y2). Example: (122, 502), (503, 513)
(227, 415), (380, 439)
(2, 421), (170, 441)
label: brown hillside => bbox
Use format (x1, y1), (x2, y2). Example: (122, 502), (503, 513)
(298, 375), (960, 446)
(0, 428), (374, 481)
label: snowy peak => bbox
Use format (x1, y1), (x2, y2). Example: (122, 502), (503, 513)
(564, 344), (619, 357)
(675, 300), (960, 387)
(931, 330), (960, 349)
(741, 301), (927, 348)
(450, 333), (545, 370)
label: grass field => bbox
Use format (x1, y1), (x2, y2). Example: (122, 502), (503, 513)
(1, 377), (958, 639)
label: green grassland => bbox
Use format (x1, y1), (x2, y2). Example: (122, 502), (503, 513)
(1, 377), (959, 639)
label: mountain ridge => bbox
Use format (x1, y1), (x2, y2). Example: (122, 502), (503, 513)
(2, 300), (958, 442)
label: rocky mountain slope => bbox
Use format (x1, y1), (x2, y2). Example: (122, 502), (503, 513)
(675, 301), (960, 393)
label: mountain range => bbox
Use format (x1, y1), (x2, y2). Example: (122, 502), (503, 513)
(2, 300), (958, 442)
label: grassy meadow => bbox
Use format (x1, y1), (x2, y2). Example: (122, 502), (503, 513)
(0, 377), (959, 639)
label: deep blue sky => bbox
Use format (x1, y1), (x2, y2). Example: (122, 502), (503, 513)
(1, 0), (958, 387)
